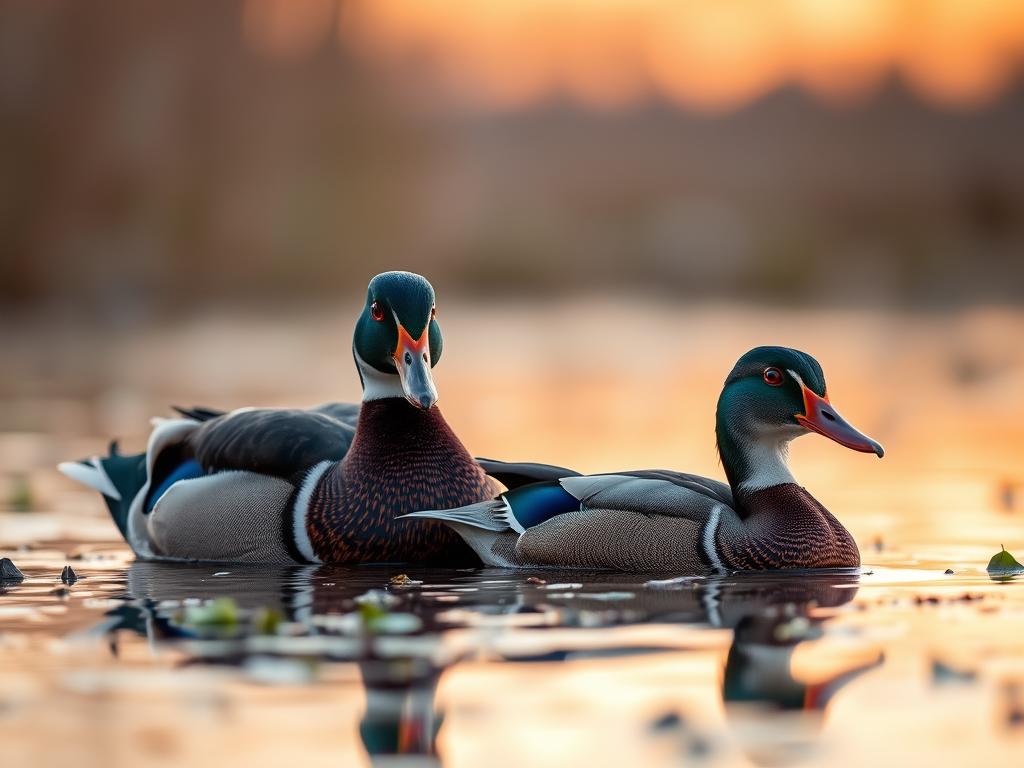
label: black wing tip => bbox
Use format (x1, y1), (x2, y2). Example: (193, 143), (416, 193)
(172, 405), (226, 422)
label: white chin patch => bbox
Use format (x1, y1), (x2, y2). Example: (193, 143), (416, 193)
(736, 437), (796, 492)
(354, 349), (406, 401)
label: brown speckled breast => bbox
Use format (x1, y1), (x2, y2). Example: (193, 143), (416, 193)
(305, 399), (494, 564)
(716, 484), (860, 570)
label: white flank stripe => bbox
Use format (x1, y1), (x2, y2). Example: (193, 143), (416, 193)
(702, 505), (725, 573)
(292, 461), (330, 563)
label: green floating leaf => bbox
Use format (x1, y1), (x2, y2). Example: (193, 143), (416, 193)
(987, 546), (1024, 578)
(183, 597), (240, 627)
(253, 607), (283, 636)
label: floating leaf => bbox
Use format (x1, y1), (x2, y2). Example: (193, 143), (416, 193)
(182, 597), (240, 627)
(987, 546), (1024, 578)
(253, 607), (283, 636)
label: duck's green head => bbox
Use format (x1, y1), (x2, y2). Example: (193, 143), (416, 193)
(353, 271), (443, 409)
(716, 346), (883, 487)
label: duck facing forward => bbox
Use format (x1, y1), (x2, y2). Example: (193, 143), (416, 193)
(405, 346), (883, 572)
(59, 271), (494, 564)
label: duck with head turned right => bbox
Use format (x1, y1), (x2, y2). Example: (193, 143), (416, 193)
(405, 346), (884, 572)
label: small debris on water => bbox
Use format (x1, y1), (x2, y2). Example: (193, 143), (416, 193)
(998, 480), (1017, 513)
(945, 568), (955, 575)
(212, 571), (230, 577)
(525, 576), (547, 585)
(987, 545), (1024, 579)
(649, 710), (685, 732)
(774, 616), (813, 641)
(253, 608), (283, 636)
(389, 573), (423, 587)
(60, 565), (78, 585)
(644, 575), (701, 590)
(50, 587), (71, 599)
(354, 589), (401, 609)
(931, 659), (977, 685)
(0, 558), (24, 583)
(1004, 683), (1024, 729)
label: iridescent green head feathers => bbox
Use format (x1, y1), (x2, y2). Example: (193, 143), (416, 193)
(716, 346), (883, 490)
(353, 271), (443, 409)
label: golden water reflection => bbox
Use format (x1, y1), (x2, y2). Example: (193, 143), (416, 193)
(1, 303), (1024, 765)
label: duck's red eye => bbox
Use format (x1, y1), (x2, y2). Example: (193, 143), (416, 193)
(370, 301), (384, 321)
(763, 367), (784, 386)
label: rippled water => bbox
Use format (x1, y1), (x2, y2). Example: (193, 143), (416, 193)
(2, 530), (1023, 768)
(2, 304), (1024, 766)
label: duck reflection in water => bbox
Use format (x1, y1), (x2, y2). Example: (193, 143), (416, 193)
(97, 563), (881, 766)
(99, 562), (453, 763)
(715, 576), (883, 766)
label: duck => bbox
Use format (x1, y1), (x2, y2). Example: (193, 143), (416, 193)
(403, 346), (884, 571)
(59, 271), (496, 564)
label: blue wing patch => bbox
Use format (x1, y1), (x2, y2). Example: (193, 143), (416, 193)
(504, 481), (581, 530)
(146, 459), (205, 513)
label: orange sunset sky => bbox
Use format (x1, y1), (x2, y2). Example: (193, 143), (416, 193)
(241, 0), (1024, 111)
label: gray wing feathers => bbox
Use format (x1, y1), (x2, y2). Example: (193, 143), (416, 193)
(147, 471), (296, 563)
(517, 508), (709, 571)
(402, 499), (513, 533)
(559, 474), (723, 521)
(191, 408), (355, 478)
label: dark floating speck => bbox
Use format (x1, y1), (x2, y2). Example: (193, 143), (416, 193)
(60, 565), (78, 585)
(0, 558), (24, 583)
(944, 568), (955, 575)
(931, 658), (977, 685)
(649, 711), (685, 732)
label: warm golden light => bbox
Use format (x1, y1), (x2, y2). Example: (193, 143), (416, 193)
(240, 0), (1024, 111)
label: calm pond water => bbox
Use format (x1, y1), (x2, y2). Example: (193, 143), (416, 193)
(2, 303), (1023, 766)
(1, 530), (1023, 767)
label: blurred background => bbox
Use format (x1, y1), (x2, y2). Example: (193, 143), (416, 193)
(1, 0), (1023, 549)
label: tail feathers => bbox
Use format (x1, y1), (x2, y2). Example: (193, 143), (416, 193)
(401, 498), (522, 533)
(59, 451), (147, 539)
(58, 458), (121, 500)
(171, 405), (225, 422)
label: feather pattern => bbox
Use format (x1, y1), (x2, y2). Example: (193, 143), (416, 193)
(188, 407), (356, 479)
(304, 399), (496, 564)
